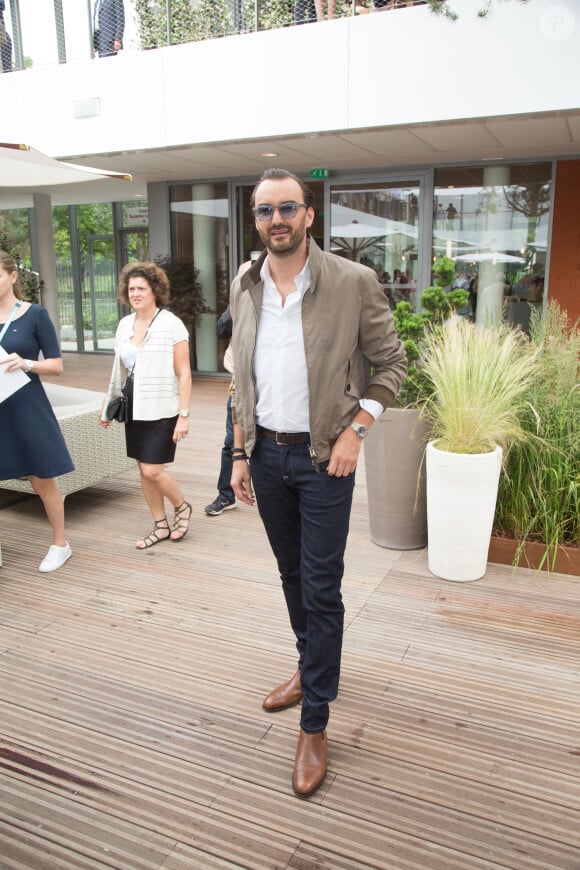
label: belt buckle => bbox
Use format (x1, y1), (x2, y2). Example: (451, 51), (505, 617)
(275, 431), (285, 445)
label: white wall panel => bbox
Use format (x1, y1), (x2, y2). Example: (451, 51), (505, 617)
(0, 0), (577, 162)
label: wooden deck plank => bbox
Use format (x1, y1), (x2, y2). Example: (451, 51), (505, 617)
(0, 356), (579, 869)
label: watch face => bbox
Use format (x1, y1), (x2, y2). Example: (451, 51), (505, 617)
(351, 422), (368, 438)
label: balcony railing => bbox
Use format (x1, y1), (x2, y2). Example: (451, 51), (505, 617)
(0, 0), (427, 72)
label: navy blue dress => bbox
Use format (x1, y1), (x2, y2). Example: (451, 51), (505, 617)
(0, 305), (75, 480)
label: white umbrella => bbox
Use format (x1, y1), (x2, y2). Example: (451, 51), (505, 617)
(0, 142), (132, 187)
(331, 221), (393, 238)
(0, 143), (133, 334)
(453, 251), (525, 264)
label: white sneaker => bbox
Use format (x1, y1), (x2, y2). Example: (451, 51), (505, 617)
(39, 542), (72, 573)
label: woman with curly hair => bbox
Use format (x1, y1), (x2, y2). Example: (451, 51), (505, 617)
(100, 261), (192, 548)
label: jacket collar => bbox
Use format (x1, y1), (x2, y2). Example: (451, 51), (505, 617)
(240, 236), (322, 294)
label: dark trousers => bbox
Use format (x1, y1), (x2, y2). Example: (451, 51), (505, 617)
(294, 0), (317, 24)
(250, 435), (355, 733)
(216, 394), (234, 502)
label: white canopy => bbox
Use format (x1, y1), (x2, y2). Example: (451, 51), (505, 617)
(0, 142), (132, 188)
(0, 143), (132, 334)
(330, 221), (392, 239)
(454, 251), (526, 264)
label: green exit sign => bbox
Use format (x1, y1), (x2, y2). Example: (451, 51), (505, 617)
(310, 168), (329, 179)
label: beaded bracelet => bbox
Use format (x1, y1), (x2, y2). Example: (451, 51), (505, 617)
(232, 455), (249, 462)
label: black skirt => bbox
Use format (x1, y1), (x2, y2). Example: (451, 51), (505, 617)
(125, 416), (178, 464)
(123, 376), (178, 464)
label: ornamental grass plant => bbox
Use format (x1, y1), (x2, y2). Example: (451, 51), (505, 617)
(494, 303), (580, 568)
(419, 317), (539, 455)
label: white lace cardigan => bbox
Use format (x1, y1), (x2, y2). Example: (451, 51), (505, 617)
(101, 309), (189, 422)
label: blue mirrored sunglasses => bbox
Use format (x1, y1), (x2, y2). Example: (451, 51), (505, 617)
(252, 201), (308, 222)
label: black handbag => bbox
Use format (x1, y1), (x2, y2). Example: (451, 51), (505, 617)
(106, 369), (133, 423)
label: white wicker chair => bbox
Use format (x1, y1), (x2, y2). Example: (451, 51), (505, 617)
(0, 382), (134, 498)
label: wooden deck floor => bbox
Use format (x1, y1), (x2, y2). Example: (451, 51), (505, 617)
(0, 354), (579, 870)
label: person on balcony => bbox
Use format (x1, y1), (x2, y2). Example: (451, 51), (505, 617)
(229, 168), (407, 799)
(294, 0), (317, 24)
(0, 250), (74, 573)
(314, 0), (335, 20)
(93, 0), (125, 58)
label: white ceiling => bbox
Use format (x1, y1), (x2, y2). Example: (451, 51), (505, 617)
(2, 110), (580, 208)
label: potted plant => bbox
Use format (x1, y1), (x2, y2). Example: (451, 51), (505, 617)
(492, 301), (580, 574)
(153, 255), (213, 370)
(364, 257), (468, 550)
(419, 317), (539, 582)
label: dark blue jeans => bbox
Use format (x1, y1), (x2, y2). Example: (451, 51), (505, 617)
(216, 394), (234, 501)
(250, 435), (355, 733)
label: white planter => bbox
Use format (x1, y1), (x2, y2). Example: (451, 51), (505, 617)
(426, 440), (503, 582)
(364, 408), (428, 550)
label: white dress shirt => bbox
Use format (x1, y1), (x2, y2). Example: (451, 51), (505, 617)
(254, 258), (311, 432)
(253, 256), (384, 433)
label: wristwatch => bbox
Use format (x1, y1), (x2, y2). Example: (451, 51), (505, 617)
(349, 421), (369, 439)
(179, 409), (190, 418)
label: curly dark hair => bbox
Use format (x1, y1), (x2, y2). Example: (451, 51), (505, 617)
(118, 261), (170, 307)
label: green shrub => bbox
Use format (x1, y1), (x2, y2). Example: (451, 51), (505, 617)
(494, 302), (580, 566)
(393, 256), (468, 405)
(0, 232), (43, 303)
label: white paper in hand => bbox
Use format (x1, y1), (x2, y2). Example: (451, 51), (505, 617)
(0, 346), (30, 403)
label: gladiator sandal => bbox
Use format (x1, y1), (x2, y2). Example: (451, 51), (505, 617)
(135, 518), (170, 550)
(171, 500), (192, 542)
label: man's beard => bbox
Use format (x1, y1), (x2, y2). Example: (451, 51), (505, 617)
(259, 222), (306, 257)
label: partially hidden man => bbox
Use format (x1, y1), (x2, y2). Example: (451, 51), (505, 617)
(230, 169), (407, 798)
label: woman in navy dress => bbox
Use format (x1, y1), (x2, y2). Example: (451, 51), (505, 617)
(0, 251), (74, 573)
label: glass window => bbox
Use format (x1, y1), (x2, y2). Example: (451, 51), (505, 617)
(170, 182), (229, 372)
(52, 203), (116, 351)
(330, 180), (421, 310)
(434, 163), (551, 328)
(237, 179), (325, 266)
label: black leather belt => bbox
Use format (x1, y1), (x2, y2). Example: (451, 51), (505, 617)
(258, 426), (310, 445)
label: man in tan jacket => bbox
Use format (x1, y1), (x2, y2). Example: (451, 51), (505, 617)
(230, 168), (407, 799)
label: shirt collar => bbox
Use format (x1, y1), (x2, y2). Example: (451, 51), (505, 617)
(260, 256), (311, 298)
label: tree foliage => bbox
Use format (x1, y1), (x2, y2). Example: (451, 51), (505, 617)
(52, 203), (113, 266)
(426, 0), (529, 21)
(135, 0), (234, 47)
(154, 254), (214, 367)
(393, 256), (469, 406)
(136, 0), (356, 46)
(0, 231), (43, 303)
(134, 0), (531, 46)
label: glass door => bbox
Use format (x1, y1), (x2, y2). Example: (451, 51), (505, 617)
(120, 228), (149, 264)
(235, 180), (325, 267)
(235, 174), (429, 312)
(328, 178), (424, 310)
(85, 234), (118, 351)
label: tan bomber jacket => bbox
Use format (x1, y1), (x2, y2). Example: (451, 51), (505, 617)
(230, 237), (408, 464)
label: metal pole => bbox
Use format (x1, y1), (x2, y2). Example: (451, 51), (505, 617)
(69, 206), (86, 352)
(8, 0), (24, 70)
(86, 0), (94, 56)
(54, 0), (66, 64)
